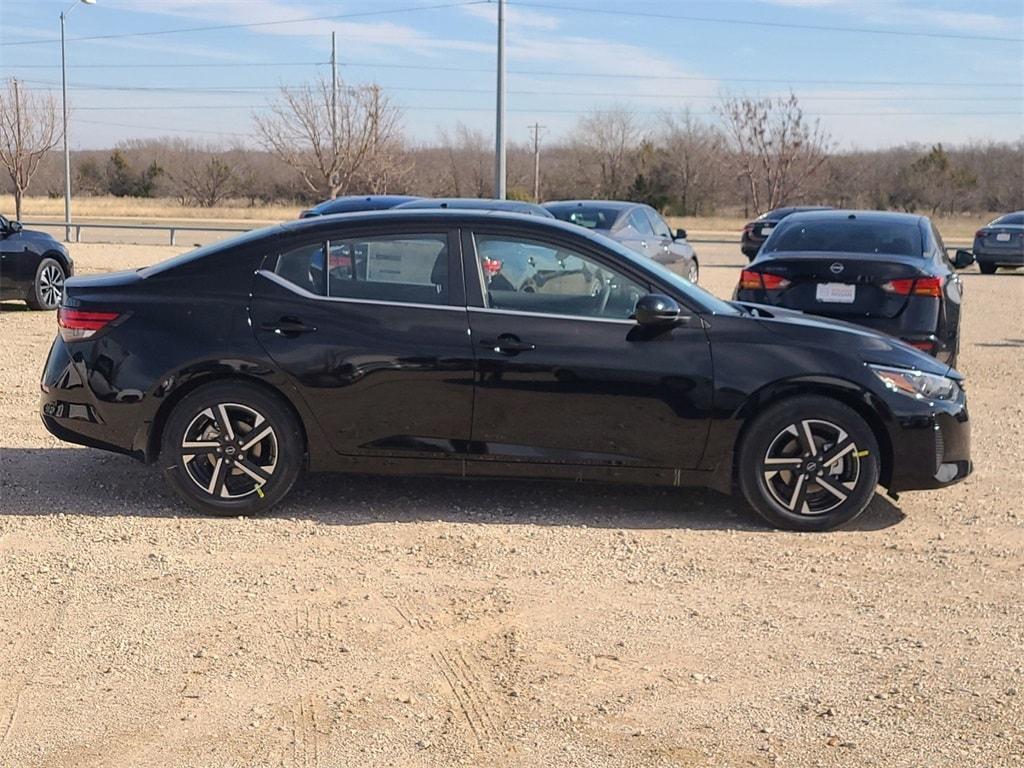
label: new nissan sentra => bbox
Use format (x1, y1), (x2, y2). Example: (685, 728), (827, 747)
(40, 211), (971, 531)
(735, 210), (973, 366)
(972, 211), (1024, 274)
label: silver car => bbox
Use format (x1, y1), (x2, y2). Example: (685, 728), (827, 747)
(543, 200), (699, 283)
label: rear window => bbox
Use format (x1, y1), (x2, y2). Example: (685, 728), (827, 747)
(992, 212), (1024, 226)
(546, 205), (623, 230)
(762, 219), (923, 257)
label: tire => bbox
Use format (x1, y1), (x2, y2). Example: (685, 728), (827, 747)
(737, 395), (880, 532)
(160, 381), (304, 516)
(26, 257), (65, 310)
(978, 262), (997, 275)
(686, 258), (700, 284)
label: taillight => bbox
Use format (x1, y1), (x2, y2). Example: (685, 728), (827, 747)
(881, 277), (942, 297)
(904, 339), (935, 352)
(739, 269), (790, 290)
(58, 308), (120, 341)
(975, 229), (989, 238)
(742, 223), (754, 234)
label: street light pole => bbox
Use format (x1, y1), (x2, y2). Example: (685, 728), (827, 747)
(494, 0), (506, 200)
(60, 0), (96, 243)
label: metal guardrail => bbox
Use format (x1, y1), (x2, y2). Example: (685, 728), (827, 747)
(22, 220), (251, 246)
(20, 221), (972, 250)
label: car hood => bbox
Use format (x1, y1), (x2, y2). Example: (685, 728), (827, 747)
(17, 229), (66, 251)
(731, 300), (957, 378)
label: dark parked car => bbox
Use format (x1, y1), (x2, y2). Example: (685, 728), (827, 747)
(734, 210), (973, 366)
(0, 214), (74, 310)
(543, 200), (699, 283)
(741, 206), (832, 261)
(972, 211), (1024, 274)
(394, 197), (554, 217)
(299, 195), (420, 218)
(41, 211), (971, 531)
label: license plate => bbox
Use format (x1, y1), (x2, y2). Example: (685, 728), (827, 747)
(760, 226), (774, 235)
(816, 283), (856, 303)
(996, 232), (1011, 241)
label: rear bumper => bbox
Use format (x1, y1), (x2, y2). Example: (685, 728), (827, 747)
(974, 248), (1024, 266)
(885, 386), (971, 493)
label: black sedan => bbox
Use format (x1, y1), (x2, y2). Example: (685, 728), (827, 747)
(299, 195), (420, 218)
(41, 211), (971, 531)
(0, 214), (74, 310)
(741, 206), (831, 260)
(972, 211), (1024, 274)
(735, 210), (973, 366)
(543, 200), (699, 283)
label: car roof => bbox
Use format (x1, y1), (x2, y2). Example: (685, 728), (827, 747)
(279, 207), (584, 235)
(306, 195), (420, 213)
(395, 198), (553, 216)
(780, 209), (926, 226)
(544, 200), (639, 212)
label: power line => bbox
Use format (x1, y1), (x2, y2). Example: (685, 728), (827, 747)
(510, 1), (1024, 44)
(0, 0), (488, 47)
(7, 59), (1017, 89)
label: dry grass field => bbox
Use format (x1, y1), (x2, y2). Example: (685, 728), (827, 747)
(0, 241), (1021, 767)
(4, 195), (991, 241)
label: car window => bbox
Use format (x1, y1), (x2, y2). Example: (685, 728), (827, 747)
(545, 205), (623, 230)
(474, 234), (647, 320)
(762, 219), (923, 257)
(627, 209), (655, 236)
(274, 233), (449, 305)
(643, 208), (672, 238)
(930, 224), (951, 266)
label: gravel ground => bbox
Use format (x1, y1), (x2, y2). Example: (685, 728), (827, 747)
(0, 242), (1022, 767)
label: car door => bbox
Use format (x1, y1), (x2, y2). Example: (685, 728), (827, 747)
(250, 225), (476, 459)
(463, 227), (714, 470)
(615, 208), (656, 259)
(642, 206), (684, 266)
(0, 216), (30, 294)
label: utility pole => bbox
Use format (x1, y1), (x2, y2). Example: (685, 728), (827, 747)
(494, 0), (506, 199)
(60, 0), (96, 242)
(330, 31), (338, 198)
(529, 122), (544, 202)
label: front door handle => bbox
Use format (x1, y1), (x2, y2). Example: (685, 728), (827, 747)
(481, 334), (535, 355)
(260, 316), (317, 336)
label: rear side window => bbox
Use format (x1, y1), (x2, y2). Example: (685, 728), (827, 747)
(273, 233), (449, 305)
(763, 219), (923, 257)
(627, 209), (655, 236)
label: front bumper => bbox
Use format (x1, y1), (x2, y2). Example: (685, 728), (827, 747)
(884, 384), (971, 493)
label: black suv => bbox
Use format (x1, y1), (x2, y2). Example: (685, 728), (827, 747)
(0, 215), (74, 310)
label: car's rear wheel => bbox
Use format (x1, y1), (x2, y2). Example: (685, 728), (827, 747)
(27, 257), (65, 310)
(686, 258), (699, 284)
(160, 381), (304, 516)
(978, 262), (997, 274)
(737, 396), (880, 531)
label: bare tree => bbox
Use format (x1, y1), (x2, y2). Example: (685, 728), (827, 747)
(0, 78), (62, 219)
(438, 122), (492, 197)
(655, 110), (726, 215)
(253, 78), (403, 200)
(718, 92), (832, 214)
(570, 107), (641, 198)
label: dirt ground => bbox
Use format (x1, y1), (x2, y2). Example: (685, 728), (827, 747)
(0, 240), (1022, 768)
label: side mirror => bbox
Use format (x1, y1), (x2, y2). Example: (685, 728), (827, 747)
(953, 249), (975, 269)
(635, 293), (682, 326)
(675, 228), (687, 240)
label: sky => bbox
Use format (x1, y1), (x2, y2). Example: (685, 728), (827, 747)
(1, 0), (1022, 151)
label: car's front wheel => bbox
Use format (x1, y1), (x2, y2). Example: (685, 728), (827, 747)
(737, 396), (880, 531)
(160, 381), (304, 516)
(27, 257), (65, 310)
(686, 258), (699, 284)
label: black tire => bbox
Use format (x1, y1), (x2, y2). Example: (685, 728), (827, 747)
(26, 257), (65, 310)
(737, 395), (880, 532)
(160, 381), (304, 516)
(978, 262), (997, 275)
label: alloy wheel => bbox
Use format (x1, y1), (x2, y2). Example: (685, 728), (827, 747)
(180, 403), (278, 500)
(761, 418), (861, 516)
(687, 261), (699, 283)
(38, 263), (64, 308)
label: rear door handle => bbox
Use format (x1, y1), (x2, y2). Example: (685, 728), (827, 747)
(260, 316), (317, 336)
(481, 334), (535, 355)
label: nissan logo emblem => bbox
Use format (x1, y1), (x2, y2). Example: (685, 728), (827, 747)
(829, 262), (844, 275)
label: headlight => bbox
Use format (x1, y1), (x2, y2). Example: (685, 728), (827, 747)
(869, 364), (958, 401)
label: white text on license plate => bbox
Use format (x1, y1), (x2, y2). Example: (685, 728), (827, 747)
(816, 283), (856, 303)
